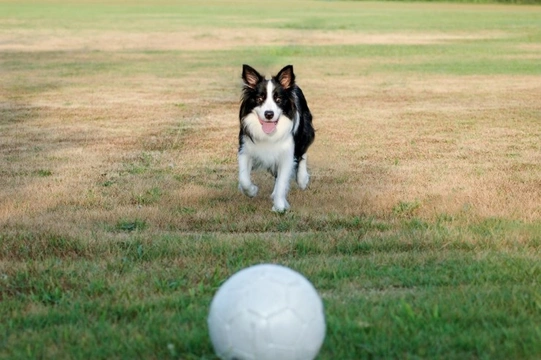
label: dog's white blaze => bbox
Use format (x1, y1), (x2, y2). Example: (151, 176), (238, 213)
(254, 81), (281, 122)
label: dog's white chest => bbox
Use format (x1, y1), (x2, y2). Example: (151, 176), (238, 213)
(242, 135), (294, 169)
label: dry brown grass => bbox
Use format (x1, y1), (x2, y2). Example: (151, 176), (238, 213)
(1, 3), (540, 239)
(307, 74), (541, 220)
(0, 28), (506, 52)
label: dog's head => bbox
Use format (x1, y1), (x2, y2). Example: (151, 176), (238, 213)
(240, 64), (296, 135)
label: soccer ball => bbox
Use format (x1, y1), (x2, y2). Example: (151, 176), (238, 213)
(208, 264), (326, 360)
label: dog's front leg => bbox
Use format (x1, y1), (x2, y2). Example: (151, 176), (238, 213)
(238, 152), (258, 197)
(271, 153), (294, 213)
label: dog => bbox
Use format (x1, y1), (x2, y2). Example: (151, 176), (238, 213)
(238, 64), (315, 212)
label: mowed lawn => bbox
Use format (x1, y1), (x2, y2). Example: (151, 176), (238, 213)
(1, 1), (541, 359)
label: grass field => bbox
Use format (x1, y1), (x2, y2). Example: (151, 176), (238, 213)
(1, 0), (541, 359)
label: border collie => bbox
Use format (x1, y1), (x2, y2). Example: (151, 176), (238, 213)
(238, 64), (315, 212)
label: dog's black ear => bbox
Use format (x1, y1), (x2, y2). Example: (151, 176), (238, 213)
(276, 65), (295, 90)
(242, 64), (263, 89)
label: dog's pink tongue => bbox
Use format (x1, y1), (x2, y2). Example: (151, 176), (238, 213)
(261, 121), (277, 134)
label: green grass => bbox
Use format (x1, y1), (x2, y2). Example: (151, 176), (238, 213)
(1, 0), (541, 359)
(1, 228), (540, 359)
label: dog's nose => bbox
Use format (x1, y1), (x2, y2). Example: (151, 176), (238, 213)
(264, 111), (274, 120)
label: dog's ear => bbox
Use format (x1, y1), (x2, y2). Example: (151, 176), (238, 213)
(276, 65), (295, 90)
(242, 64), (263, 89)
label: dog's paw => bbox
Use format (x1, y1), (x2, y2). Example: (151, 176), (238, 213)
(239, 183), (258, 198)
(272, 199), (290, 213)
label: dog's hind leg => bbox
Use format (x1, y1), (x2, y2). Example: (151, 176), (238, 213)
(238, 153), (258, 197)
(296, 154), (310, 190)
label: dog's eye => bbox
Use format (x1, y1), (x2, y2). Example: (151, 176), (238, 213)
(256, 96), (264, 104)
(274, 95), (282, 104)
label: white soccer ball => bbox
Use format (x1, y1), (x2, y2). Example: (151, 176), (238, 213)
(208, 264), (326, 360)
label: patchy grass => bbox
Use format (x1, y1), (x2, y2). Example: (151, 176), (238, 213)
(1, 0), (541, 359)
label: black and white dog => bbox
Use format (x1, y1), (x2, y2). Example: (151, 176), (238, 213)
(238, 64), (315, 212)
